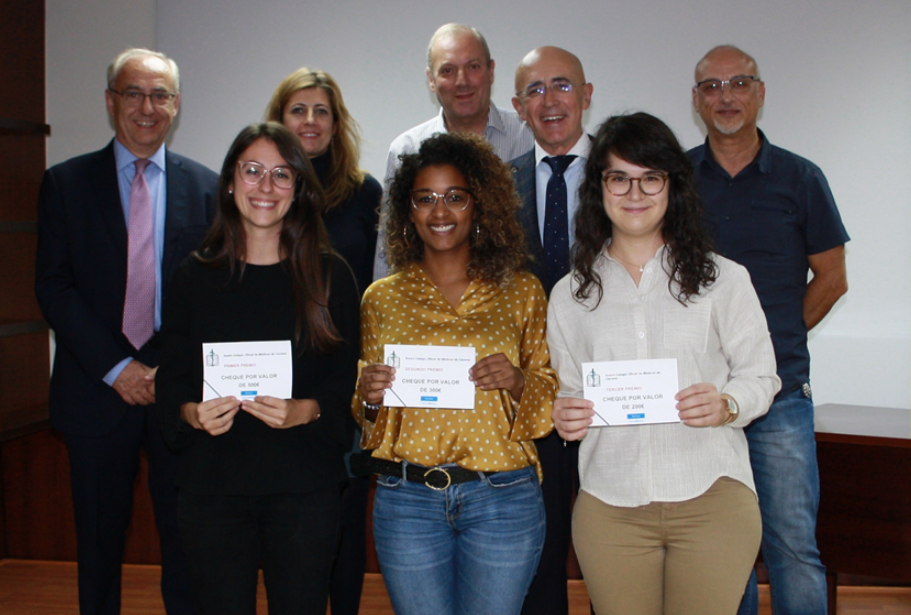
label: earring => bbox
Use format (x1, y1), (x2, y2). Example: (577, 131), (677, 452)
(403, 224), (413, 248)
(228, 190), (233, 195)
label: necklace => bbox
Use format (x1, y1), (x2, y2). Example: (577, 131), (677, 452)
(608, 247), (646, 273)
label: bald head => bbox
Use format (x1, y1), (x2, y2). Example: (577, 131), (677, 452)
(512, 46), (592, 155)
(426, 23), (491, 69)
(695, 45), (760, 83)
(514, 46), (585, 95)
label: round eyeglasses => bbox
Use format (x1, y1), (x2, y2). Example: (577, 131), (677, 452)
(410, 188), (473, 213)
(236, 161), (297, 190)
(694, 76), (760, 97)
(108, 88), (177, 107)
(602, 172), (668, 196)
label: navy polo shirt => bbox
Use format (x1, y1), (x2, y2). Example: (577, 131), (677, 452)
(688, 131), (849, 396)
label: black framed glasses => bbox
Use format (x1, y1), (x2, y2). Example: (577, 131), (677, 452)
(694, 75), (760, 97)
(108, 88), (177, 107)
(602, 172), (668, 196)
(410, 188), (473, 212)
(519, 81), (584, 99)
(236, 161), (297, 190)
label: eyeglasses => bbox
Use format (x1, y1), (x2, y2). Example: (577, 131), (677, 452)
(108, 88), (177, 107)
(410, 188), (473, 212)
(236, 161), (297, 190)
(602, 172), (668, 196)
(519, 81), (583, 99)
(694, 76), (760, 97)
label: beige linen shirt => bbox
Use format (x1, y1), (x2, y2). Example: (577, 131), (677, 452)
(547, 247), (780, 506)
(354, 264), (556, 479)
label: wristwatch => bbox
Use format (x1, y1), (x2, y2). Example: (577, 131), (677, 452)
(720, 394), (740, 425)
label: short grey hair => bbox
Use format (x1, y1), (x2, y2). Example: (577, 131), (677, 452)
(425, 23), (491, 72)
(107, 48), (180, 93)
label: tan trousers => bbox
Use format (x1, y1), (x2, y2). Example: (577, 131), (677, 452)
(573, 477), (761, 615)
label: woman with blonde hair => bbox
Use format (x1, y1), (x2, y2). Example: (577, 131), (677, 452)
(267, 68), (381, 614)
(266, 67), (380, 294)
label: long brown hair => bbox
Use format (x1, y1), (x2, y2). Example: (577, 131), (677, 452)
(196, 122), (341, 352)
(573, 112), (717, 306)
(265, 67), (365, 210)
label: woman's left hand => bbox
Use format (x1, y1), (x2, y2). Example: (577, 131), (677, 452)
(675, 383), (727, 427)
(241, 396), (320, 429)
(469, 353), (525, 401)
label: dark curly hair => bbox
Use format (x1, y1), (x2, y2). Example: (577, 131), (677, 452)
(572, 112), (717, 306)
(385, 132), (527, 287)
(195, 122), (341, 352)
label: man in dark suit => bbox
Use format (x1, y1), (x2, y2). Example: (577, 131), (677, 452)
(35, 48), (217, 615)
(509, 46), (593, 615)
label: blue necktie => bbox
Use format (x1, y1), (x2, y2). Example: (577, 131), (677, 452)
(543, 155), (577, 288)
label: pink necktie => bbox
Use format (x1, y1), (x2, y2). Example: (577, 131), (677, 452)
(122, 159), (155, 350)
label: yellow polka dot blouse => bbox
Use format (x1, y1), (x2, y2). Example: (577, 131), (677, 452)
(353, 263), (556, 480)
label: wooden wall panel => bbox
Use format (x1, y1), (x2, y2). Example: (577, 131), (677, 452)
(2, 428), (162, 564)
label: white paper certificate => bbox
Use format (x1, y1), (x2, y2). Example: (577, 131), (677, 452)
(202, 340), (293, 402)
(582, 358), (680, 426)
(383, 344), (476, 410)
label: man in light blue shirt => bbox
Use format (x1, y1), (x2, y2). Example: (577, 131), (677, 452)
(35, 48), (217, 615)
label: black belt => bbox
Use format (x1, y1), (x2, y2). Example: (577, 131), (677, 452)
(360, 455), (494, 491)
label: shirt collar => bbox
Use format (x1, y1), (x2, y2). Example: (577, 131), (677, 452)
(696, 129), (770, 176)
(437, 102), (498, 135)
(113, 138), (167, 173)
(534, 133), (591, 166)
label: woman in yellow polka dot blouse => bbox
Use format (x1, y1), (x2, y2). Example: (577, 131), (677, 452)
(353, 132), (557, 615)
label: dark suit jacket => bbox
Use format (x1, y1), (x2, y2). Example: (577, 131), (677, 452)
(511, 149), (553, 294)
(511, 141), (592, 296)
(36, 140), (218, 437)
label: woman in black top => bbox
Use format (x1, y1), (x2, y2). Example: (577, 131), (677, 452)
(266, 68), (381, 614)
(266, 67), (381, 294)
(157, 122), (360, 615)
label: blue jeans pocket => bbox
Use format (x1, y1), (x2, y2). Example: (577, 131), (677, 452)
(484, 466), (537, 488)
(376, 474), (404, 489)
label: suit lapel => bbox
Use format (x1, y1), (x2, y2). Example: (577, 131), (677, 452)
(92, 142), (129, 259)
(162, 151), (188, 281)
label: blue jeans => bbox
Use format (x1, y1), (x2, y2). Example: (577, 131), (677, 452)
(372, 464), (546, 615)
(737, 388), (828, 615)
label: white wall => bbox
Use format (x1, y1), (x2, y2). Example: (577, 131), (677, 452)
(47, 0), (911, 409)
(46, 0), (156, 166)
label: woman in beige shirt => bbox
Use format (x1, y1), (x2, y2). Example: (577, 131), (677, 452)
(353, 132), (556, 615)
(549, 113), (780, 615)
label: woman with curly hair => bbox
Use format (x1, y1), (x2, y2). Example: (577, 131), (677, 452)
(353, 132), (556, 615)
(547, 113), (780, 615)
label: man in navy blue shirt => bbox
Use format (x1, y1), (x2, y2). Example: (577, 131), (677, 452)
(688, 45), (849, 615)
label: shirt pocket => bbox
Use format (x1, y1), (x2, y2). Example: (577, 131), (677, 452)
(663, 299), (712, 354)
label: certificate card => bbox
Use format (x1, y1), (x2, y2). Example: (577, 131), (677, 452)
(582, 358), (679, 426)
(383, 344), (476, 410)
(202, 340), (293, 402)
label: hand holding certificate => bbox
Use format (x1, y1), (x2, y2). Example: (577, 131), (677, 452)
(582, 358), (680, 426)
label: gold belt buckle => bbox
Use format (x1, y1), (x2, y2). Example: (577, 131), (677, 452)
(423, 467), (452, 491)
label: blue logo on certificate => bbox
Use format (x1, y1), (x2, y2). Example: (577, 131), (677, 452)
(241, 390), (258, 397)
(627, 413), (645, 419)
(421, 396), (438, 402)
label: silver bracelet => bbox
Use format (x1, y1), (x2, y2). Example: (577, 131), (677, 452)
(364, 401), (381, 412)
